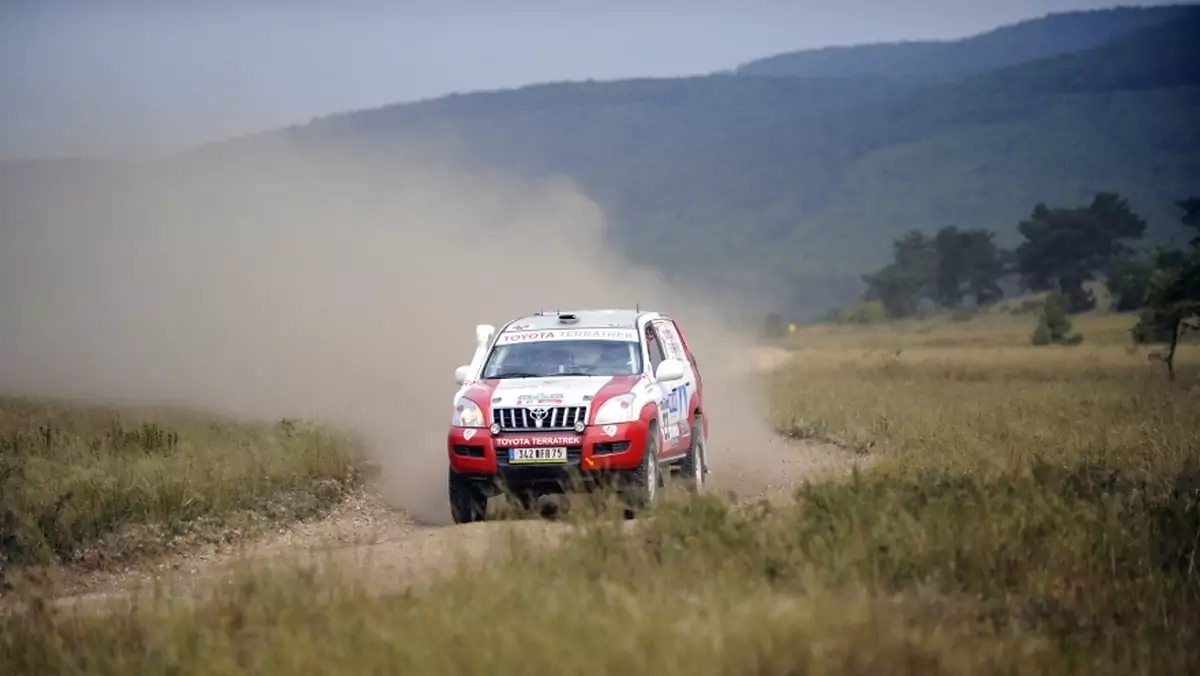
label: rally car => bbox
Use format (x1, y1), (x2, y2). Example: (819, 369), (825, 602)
(446, 308), (708, 523)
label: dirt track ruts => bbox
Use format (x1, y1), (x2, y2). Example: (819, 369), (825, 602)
(41, 346), (867, 611)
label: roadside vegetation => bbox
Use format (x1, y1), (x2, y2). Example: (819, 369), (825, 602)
(0, 398), (366, 587)
(4, 309), (1197, 674)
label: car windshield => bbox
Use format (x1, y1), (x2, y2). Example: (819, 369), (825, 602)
(482, 339), (643, 379)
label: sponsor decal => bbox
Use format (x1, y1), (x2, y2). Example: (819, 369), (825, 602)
(666, 383), (686, 415)
(659, 382), (689, 442)
(493, 434), (582, 447)
(463, 429), (477, 441)
(516, 393), (565, 405)
(602, 424), (617, 437)
(495, 328), (639, 344)
(669, 422), (686, 440)
(663, 421), (678, 441)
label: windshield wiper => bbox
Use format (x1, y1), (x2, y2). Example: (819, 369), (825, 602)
(553, 371), (594, 377)
(491, 372), (543, 379)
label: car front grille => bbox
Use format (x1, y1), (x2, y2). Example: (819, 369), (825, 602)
(492, 406), (588, 432)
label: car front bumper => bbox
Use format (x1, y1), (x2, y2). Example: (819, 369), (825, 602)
(447, 421), (650, 488)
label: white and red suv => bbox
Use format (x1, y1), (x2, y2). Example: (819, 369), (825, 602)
(446, 309), (708, 523)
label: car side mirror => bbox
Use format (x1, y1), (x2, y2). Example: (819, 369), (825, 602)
(655, 358), (685, 382)
(454, 365), (472, 386)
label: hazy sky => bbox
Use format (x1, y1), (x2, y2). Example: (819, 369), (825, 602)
(0, 0), (1181, 159)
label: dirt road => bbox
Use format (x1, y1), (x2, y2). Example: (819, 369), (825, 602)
(43, 346), (866, 611)
(0, 146), (868, 613)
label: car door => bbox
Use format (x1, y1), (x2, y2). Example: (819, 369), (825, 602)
(649, 318), (696, 455)
(642, 322), (674, 456)
(663, 318), (701, 395)
(665, 318), (705, 439)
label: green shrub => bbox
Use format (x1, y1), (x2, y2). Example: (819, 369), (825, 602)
(839, 300), (888, 325)
(1031, 291), (1084, 346)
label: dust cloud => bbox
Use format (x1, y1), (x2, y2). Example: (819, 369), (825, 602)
(0, 136), (787, 524)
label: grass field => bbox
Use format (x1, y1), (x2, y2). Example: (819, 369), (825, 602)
(0, 399), (366, 584)
(3, 311), (1199, 675)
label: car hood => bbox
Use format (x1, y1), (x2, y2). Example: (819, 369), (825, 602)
(464, 374), (641, 409)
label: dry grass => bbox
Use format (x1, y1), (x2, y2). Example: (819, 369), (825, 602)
(800, 309), (1156, 350)
(3, 312), (1199, 675)
(0, 397), (366, 584)
(772, 312), (1199, 473)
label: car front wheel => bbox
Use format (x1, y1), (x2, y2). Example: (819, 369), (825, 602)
(624, 421), (661, 514)
(679, 414), (707, 492)
(448, 468), (487, 524)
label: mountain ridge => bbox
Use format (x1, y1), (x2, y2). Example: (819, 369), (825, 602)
(734, 3), (1198, 80)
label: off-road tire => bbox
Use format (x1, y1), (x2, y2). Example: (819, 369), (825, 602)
(448, 469), (487, 524)
(679, 414), (707, 492)
(500, 489), (540, 519)
(624, 422), (661, 515)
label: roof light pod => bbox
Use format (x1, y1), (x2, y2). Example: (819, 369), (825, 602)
(557, 313), (579, 325)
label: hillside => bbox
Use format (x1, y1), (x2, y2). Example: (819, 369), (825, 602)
(293, 75), (920, 189)
(177, 7), (1200, 315)
(620, 11), (1200, 310)
(734, 4), (1196, 80)
(1, 6), (1197, 319)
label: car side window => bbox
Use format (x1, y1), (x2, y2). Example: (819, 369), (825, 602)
(645, 325), (667, 375)
(667, 319), (701, 387)
(671, 320), (697, 367)
(654, 320), (689, 361)
(662, 319), (700, 389)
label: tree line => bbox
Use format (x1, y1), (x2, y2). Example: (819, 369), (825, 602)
(773, 191), (1199, 374)
(853, 192), (1173, 317)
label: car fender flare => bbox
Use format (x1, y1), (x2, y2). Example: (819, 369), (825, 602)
(637, 401), (661, 445)
(638, 401), (659, 426)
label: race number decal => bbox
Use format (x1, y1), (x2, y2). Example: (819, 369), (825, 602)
(662, 383), (687, 441)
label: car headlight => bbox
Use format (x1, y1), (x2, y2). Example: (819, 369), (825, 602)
(452, 397), (486, 428)
(593, 393), (637, 425)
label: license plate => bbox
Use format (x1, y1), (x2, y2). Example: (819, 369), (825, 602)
(509, 447), (568, 464)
